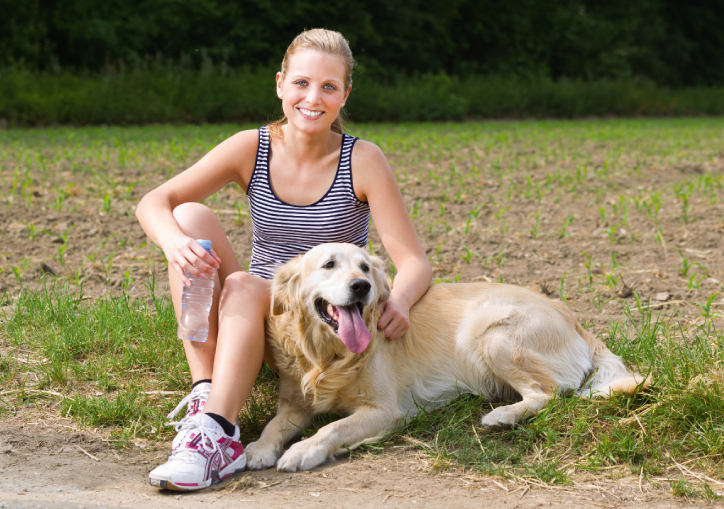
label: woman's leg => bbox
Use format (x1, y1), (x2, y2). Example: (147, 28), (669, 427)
(170, 203), (244, 381)
(202, 271), (271, 422)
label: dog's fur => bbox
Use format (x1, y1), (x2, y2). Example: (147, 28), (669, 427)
(245, 243), (650, 472)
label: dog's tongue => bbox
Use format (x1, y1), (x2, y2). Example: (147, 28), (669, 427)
(336, 305), (371, 354)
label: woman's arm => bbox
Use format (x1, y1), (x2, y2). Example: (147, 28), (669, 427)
(135, 129), (258, 285)
(352, 141), (432, 340)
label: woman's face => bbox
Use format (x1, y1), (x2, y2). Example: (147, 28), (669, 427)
(276, 50), (351, 135)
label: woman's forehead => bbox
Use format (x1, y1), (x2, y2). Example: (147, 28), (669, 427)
(286, 50), (346, 82)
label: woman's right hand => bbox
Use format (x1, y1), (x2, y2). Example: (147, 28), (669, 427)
(164, 237), (221, 286)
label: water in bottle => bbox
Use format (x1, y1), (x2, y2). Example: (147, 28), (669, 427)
(178, 239), (215, 342)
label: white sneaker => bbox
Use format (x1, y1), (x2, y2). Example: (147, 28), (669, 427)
(168, 382), (211, 451)
(149, 413), (246, 491)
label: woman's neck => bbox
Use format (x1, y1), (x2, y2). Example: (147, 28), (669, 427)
(279, 123), (338, 163)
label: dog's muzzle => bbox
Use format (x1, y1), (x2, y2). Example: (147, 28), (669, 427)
(314, 292), (372, 354)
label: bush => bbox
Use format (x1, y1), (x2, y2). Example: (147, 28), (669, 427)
(1, 66), (724, 126)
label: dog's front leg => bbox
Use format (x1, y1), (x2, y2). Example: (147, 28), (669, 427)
(276, 405), (398, 472)
(246, 378), (312, 470)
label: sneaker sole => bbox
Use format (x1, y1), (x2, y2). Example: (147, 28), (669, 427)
(149, 455), (247, 491)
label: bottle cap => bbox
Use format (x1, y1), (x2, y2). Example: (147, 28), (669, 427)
(196, 239), (212, 251)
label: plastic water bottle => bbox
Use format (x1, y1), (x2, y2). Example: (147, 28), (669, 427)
(178, 239), (215, 342)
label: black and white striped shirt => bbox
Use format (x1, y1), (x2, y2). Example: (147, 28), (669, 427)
(246, 126), (371, 280)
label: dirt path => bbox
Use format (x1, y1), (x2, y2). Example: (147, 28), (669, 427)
(0, 421), (707, 509)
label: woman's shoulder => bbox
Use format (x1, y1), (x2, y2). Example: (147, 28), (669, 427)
(349, 137), (396, 202)
(227, 127), (262, 147)
(352, 138), (390, 174)
(349, 137), (386, 164)
(209, 128), (261, 162)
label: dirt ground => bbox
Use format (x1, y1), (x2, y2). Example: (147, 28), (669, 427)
(2, 121), (724, 506)
(0, 417), (711, 509)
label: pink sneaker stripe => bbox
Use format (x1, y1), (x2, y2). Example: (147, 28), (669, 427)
(228, 441), (244, 460)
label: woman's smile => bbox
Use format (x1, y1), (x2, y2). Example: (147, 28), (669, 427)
(297, 107), (325, 120)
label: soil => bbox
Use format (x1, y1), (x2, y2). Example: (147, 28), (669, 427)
(2, 122), (724, 506)
(0, 418), (708, 509)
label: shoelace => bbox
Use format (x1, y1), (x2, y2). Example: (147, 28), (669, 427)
(166, 384), (211, 421)
(167, 420), (221, 463)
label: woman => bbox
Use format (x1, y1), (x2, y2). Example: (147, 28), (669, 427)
(136, 28), (432, 490)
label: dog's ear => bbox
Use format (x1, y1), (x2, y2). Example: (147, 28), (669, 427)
(271, 256), (303, 316)
(370, 255), (391, 303)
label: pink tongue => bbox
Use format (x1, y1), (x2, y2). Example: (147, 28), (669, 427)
(336, 305), (371, 354)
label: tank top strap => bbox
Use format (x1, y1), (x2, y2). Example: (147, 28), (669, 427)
(247, 126), (270, 197)
(335, 133), (363, 204)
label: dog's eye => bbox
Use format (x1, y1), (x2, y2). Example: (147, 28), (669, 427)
(323, 260), (335, 269)
(361, 264), (370, 272)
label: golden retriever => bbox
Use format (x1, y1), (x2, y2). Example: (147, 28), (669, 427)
(245, 243), (650, 472)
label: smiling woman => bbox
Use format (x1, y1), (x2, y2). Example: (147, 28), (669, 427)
(268, 29), (355, 141)
(134, 28), (432, 491)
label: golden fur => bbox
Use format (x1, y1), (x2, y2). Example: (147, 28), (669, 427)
(245, 243), (650, 472)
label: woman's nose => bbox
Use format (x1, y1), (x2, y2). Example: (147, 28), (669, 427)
(305, 87), (321, 105)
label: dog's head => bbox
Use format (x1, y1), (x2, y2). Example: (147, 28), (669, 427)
(271, 243), (391, 355)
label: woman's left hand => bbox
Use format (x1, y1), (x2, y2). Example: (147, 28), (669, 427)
(377, 295), (410, 340)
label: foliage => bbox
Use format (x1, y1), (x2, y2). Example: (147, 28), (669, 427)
(2, 67), (724, 126)
(1, 0), (723, 86)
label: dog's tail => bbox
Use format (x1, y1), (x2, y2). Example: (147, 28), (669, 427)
(576, 324), (651, 398)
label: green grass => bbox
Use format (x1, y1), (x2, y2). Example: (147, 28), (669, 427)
(3, 282), (724, 494)
(0, 280), (280, 446)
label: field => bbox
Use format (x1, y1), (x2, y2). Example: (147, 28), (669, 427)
(1, 118), (724, 507)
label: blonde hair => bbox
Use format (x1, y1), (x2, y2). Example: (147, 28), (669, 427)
(269, 29), (355, 141)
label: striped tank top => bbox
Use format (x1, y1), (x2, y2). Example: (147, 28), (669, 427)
(246, 126), (371, 280)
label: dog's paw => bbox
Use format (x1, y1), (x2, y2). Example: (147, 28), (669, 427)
(276, 440), (330, 472)
(481, 406), (521, 431)
(245, 440), (280, 470)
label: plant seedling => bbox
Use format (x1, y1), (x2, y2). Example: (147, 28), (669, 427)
(696, 292), (720, 320)
(558, 214), (574, 239)
(460, 246), (479, 264)
(687, 273), (702, 290)
(101, 192), (112, 214)
(26, 223), (37, 240)
(604, 223), (620, 243)
(559, 271), (571, 302)
(530, 209), (542, 239)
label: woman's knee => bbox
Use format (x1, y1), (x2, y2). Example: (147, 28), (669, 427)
(172, 202), (218, 232)
(220, 271), (271, 314)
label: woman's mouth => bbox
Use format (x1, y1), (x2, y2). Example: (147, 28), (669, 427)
(298, 107), (324, 120)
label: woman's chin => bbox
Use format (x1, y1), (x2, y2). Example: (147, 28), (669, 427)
(288, 115), (333, 133)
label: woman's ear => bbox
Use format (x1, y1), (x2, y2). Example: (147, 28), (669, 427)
(370, 255), (391, 304)
(276, 71), (284, 99)
(271, 256), (302, 315)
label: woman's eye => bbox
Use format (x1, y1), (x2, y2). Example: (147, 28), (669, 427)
(323, 84), (336, 91)
(361, 264), (369, 272)
(323, 260), (335, 269)
(294, 80), (308, 86)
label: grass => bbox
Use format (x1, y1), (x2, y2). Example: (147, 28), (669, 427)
(2, 118), (724, 496)
(3, 283), (724, 495)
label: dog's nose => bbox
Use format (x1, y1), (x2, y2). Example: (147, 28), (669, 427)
(349, 279), (371, 299)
